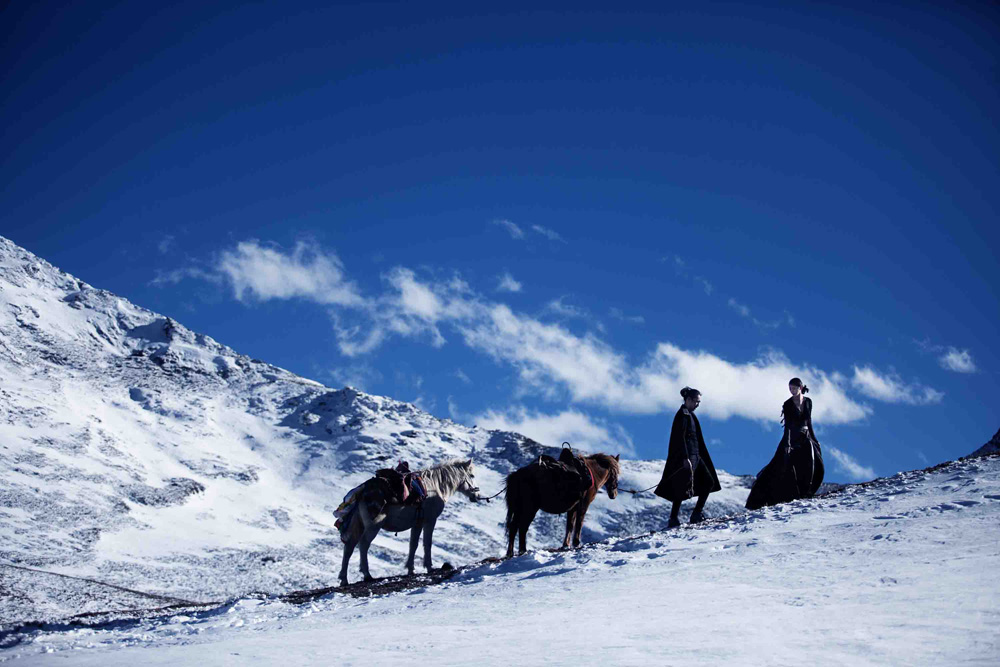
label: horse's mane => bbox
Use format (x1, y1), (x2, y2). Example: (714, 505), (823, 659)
(587, 453), (620, 477)
(419, 458), (472, 492)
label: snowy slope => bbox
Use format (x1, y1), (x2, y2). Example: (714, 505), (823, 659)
(4, 452), (998, 666)
(0, 236), (748, 624)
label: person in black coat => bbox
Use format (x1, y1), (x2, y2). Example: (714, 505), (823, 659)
(654, 387), (722, 528)
(745, 377), (825, 510)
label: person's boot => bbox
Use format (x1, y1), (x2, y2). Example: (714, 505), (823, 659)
(667, 515), (681, 529)
(689, 508), (705, 524)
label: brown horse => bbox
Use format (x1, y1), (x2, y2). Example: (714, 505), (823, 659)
(504, 451), (620, 557)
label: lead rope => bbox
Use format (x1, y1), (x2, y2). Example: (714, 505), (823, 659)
(620, 483), (658, 496)
(476, 486), (505, 503)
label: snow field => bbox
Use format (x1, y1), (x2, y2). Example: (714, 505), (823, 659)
(5, 455), (998, 666)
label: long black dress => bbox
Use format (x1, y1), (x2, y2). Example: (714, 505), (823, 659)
(654, 406), (721, 502)
(745, 397), (825, 510)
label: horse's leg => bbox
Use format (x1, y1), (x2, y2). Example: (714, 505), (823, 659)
(506, 506), (517, 558)
(573, 500), (591, 548)
(421, 516), (437, 572)
(561, 508), (577, 550)
(338, 534), (356, 586)
(406, 517), (422, 576)
(339, 509), (366, 585)
(518, 507), (538, 555)
(357, 503), (380, 582)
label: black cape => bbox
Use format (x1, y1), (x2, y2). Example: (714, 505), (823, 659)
(745, 397), (825, 510)
(654, 406), (721, 502)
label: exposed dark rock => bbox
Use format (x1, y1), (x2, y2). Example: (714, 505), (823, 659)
(123, 478), (205, 507)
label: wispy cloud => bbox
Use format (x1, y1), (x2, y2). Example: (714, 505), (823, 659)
(546, 296), (589, 319)
(217, 240), (364, 306)
(491, 219), (524, 240)
(610, 307), (645, 325)
(157, 235), (176, 255)
(851, 365), (944, 405)
(531, 225), (565, 242)
(728, 298), (791, 331)
(938, 347), (977, 374)
(915, 339), (977, 374)
(496, 271), (522, 293)
(149, 267), (222, 287)
(695, 277), (714, 295)
(826, 445), (876, 481)
(472, 406), (636, 456)
(187, 239), (909, 428)
(329, 363), (382, 391)
(728, 298), (751, 318)
(454, 368), (472, 385)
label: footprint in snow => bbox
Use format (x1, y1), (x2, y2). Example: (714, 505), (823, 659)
(984, 494), (1000, 501)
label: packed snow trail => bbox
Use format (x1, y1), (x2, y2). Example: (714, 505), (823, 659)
(4, 454), (997, 666)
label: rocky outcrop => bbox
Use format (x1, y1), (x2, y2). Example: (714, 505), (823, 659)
(968, 428), (1000, 458)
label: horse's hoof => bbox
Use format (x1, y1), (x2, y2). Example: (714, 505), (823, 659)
(338, 579), (348, 588)
(363, 575), (375, 583)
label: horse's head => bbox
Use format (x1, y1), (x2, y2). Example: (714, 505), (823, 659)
(603, 454), (621, 499)
(457, 459), (480, 502)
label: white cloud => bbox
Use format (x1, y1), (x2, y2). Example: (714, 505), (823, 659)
(492, 219), (524, 239)
(218, 240), (363, 306)
(531, 225), (565, 242)
(149, 267), (222, 287)
(321, 267), (870, 424)
(695, 277), (714, 295)
(938, 347), (977, 374)
(192, 240), (894, 429)
(387, 267), (444, 320)
(496, 272), (522, 293)
(826, 445), (876, 481)
(454, 368), (472, 385)
(610, 307), (645, 324)
(546, 296), (588, 319)
(851, 365), (944, 405)
(472, 406), (635, 456)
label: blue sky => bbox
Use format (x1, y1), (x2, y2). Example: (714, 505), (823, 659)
(3, 1), (998, 481)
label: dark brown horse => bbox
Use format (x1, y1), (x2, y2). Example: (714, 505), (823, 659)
(504, 452), (620, 557)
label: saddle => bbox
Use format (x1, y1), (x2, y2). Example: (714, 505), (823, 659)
(373, 468), (426, 506)
(537, 448), (593, 495)
(333, 465), (427, 542)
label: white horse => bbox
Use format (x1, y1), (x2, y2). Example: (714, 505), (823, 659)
(338, 459), (479, 586)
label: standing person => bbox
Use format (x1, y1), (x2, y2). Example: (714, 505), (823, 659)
(655, 387), (722, 528)
(745, 378), (825, 510)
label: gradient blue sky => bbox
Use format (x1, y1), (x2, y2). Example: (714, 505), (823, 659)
(3, 1), (997, 481)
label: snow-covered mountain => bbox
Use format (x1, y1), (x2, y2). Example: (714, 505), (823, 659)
(0, 236), (750, 625)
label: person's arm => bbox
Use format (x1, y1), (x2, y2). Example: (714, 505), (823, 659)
(806, 398), (819, 443)
(667, 411), (686, 462)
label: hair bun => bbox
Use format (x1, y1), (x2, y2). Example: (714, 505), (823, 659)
(680, 387), (690, 399)
(802, 384), (810, 394)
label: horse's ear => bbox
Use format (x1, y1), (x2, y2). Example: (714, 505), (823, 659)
(615, 454), (620, 461)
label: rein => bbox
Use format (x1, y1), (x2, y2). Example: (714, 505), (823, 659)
(476, 486), (506, 503)
(620, 483), (658, 496)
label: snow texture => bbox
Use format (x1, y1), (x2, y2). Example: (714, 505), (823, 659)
(1, 236), (996, 665)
